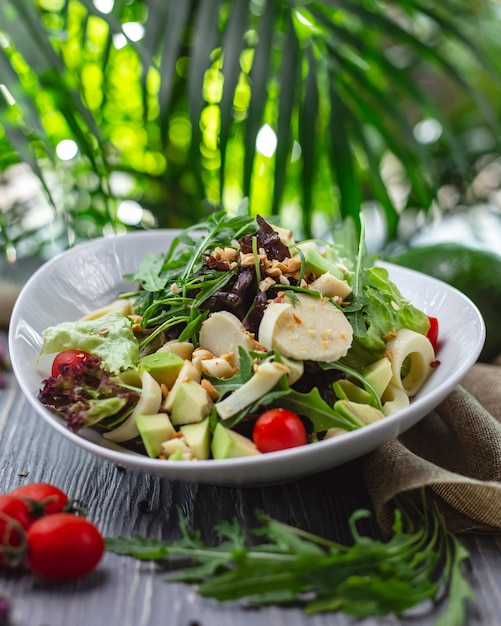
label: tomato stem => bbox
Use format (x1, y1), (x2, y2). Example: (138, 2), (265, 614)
(0, 511), (28, 568)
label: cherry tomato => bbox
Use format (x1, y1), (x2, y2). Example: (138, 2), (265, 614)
(11, 483), (69, 515)
(27, 513), (104, 581)
(426, 316), (439, 351)
(0, 494), (33, 531)
(0, 495), (32, 568)
(51, 350), (92, 377)
(252, 408), (308, 453)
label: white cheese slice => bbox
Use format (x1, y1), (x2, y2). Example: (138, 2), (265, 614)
(199, 310), (255, 368)
(258, 293), (353, 362)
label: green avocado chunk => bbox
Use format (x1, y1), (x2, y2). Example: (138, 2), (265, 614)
(170, 380), (212, 426)
(304, 246), (344, 280)
(140, 351), (184, 388)
(334, 379), (373, 405)
(211, 423), (261, 459)
(136, 413), (176, 458)
(334, 399), (384, 426)
(361, 358), (393, 398)
(180, 418), (211, 460)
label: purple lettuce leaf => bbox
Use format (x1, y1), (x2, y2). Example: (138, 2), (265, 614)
(38, 355), (139, 433)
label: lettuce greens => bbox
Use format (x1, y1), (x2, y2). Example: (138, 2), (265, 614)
(40, 312), (139, 374)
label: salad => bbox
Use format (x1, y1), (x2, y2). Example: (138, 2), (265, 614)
(37, 211), (439, 461)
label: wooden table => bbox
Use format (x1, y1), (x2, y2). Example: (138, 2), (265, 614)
(1, 330), (500, 626)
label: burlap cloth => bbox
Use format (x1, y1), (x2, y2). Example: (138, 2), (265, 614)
(362, 358), (501, 534)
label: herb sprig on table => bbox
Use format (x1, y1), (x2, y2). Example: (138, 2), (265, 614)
(106, 498), (474, 624)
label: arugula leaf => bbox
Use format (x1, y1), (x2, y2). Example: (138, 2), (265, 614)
(125, 211), (258, 349)
(341, 264), (430, 370)
(177, 312), (207, 344)
(129, 251), (168, 292)
(434, 539), (475, 626)
(269, 385), (363, 431)
(106, 498), (474, 625)
(328, 216), (430, 370)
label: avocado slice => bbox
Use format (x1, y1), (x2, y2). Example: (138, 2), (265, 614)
(211, 423), (261, 459)
(180, 417), (211, 460)
(170, 380), (212, 426)
(169, 449), (185, 461)
(303, 246), (344, 280)
(334, 399), (384, 426)
(334, 379), (373, 405)
(140, 351), (184, 388)
(361, 358), (393, 398)
(136, 413), (176, 458)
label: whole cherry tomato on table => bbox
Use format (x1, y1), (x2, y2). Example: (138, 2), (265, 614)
(0, 494), (33, 568)
(27, 513), (104, 581)
(11, 483), (70, 515)
(252, 408), (308, 453)
(51, 349), (92, 377)
(0, 494), (34, 530)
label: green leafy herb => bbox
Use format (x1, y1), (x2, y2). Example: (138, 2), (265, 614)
(268, 384), (363, 432)
(341, 249), (430, 371)
(124, 210), (258, 349)
(251, 235), (262, 283)
(106, 497), (474, 625)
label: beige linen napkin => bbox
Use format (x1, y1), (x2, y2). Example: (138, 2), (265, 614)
(363, 360), (501, 534)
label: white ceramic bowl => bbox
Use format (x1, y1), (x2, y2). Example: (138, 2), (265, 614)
(9, 230), (486, 485)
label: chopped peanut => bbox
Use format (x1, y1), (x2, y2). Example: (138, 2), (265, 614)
(201, 378), (220, 400)
(259, 277), (276, 292)
(192, 348), (214, 360)
(240, 252), (266, 267)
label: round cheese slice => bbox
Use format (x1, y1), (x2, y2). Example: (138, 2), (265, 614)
(258, 293), (353, 362)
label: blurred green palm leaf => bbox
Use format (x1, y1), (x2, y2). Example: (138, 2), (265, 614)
(0, 0), (499, 251)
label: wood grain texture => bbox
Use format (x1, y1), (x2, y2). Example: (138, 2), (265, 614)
(0, 332), (496, 625)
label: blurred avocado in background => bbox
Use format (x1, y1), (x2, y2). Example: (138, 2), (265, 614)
(387, 209), (501, 362)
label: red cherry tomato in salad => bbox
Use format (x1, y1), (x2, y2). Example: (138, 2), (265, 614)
(11, 483), (69, 515)
(426, 316), (439, 351)
(51, 349), (91, 376)
(0, 494), (32, 568)
(252, 408), (308, 453)
(27, 513), (104, 580)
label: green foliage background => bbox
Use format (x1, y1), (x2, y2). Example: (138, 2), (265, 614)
(0, 0), (500, 259)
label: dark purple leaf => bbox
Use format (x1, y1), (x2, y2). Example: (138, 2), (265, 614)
(239, 215), (290, 261)
(205, 256), (231, 271)
(291, 361), (345, 405)
(202, 267), (257, 320)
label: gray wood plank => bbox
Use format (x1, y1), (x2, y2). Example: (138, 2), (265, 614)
(0, 333), (497, 625)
